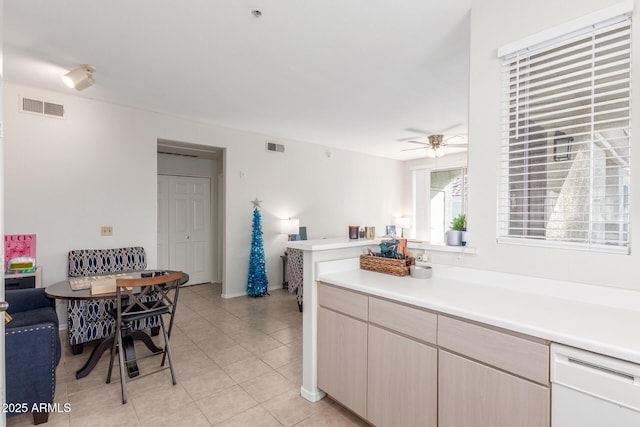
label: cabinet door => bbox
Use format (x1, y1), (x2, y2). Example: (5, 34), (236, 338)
(439, 350), (549, 427)
(368, 325), (437, 427)
(317, 306), (368, 418)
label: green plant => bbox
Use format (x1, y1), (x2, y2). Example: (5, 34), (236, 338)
(450, 213), (466, 231)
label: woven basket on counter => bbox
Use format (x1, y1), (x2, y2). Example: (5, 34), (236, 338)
(359, 255), (415, 276)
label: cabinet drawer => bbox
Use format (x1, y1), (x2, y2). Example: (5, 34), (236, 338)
(5, 275), (36, 291)
(318, 282), (368, 321)
(438, 315), (549, 385)
(369, 297), (437, 344)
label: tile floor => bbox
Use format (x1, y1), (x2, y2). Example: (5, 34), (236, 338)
(7, 283), (369, 427)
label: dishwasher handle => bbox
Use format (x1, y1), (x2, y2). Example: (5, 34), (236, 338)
(567, 356), (636, 382)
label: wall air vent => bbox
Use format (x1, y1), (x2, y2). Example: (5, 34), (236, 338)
(266, 141), (285, 153)
(20, 97), (65, 119)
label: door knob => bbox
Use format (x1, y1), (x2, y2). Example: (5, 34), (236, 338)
(0, 301), (9, 312)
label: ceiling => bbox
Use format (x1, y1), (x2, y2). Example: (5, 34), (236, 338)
(2, 0), (471, 161)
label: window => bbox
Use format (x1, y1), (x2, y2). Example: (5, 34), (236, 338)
(430, 168), (467, 244)
(497, 11), (631, 253)
(413, 165), (467, 243)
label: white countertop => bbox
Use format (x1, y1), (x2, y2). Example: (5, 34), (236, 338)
(319, 264), (640, 364)
(285, 237), (382, 251)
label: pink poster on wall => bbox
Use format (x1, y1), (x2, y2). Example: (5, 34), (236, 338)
(4, 234), (36, 270)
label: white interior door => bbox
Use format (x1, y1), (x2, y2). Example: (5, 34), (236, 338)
(161, 175), (212, 284)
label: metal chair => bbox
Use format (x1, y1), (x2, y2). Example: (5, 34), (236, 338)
(106, 271), (183, 404)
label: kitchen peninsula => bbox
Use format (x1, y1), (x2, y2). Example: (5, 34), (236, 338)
(286, 238), (640, 426)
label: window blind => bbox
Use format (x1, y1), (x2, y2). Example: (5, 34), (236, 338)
(497, 14), (631, 252)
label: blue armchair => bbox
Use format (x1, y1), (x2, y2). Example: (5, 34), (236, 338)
(5, 288), (61, 425)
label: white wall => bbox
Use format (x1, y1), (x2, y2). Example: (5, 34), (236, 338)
(450, 0), (640, 289)
(3, 82), (406, 301)
(221, 133), (406, 297)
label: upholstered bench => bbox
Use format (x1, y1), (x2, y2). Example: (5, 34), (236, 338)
(66, 247), (158, 354)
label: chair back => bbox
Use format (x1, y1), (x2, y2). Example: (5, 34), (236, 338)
(68, 247), (147, 277)
(115, 272), (183, 324)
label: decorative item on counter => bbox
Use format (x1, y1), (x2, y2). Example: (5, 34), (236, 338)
(397, 238), (407, 257)
(379, 240), (399, 258)
(247, 198), (269, 297)
(7, 257), (36, 273)
(410, 265), (432, 279)
(348, 226), (359, 240)
(359, 227), (365, 239)
(393, 216), (411, 238)
(360, 254), (415, 276)
(359, 237), (415, 276)
(5, 234), (36, 273)
(446, 213), (466, 246)
(365, 226), (375, 240)
(385, 225), (396, 237)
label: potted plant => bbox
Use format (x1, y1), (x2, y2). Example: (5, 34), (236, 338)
(446, 213), (466, 246)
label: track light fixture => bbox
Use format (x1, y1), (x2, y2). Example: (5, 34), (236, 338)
(62, 64), (96, 91)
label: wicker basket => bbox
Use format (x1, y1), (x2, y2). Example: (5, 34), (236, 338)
(359, 255), (415, 277)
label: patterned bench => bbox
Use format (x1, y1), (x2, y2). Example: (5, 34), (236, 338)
(66, 247), (158, 353)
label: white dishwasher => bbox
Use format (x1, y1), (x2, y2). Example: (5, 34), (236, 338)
(551, 343), (640, 427)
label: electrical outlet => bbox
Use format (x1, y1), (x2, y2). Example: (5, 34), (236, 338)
(101, 226), (113, 236)
(425, 253), (432, 263)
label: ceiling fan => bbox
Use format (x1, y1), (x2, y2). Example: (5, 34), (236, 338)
(396, 125), (468, 157)
(400, 134), (468, 156)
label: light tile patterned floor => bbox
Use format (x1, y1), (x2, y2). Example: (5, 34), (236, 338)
(7, 283), (369, 427)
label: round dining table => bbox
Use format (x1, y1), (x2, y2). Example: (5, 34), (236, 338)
(46, 270), (189, 379)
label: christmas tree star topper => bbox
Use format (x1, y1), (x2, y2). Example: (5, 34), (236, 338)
(251, 197), (263, 208)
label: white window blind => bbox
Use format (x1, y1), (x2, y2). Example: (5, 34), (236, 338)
(497, 13), (631, 253)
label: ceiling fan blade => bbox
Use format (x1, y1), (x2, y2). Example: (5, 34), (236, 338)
(401, 146), (429, 152)
(440, 123), (464, 133)
(444, 134), (466, 143)
(396, 136), (420, 142)
(404, 127), (433, 135)
(407, 140), (429, 145)
(446, 143), (468, 148)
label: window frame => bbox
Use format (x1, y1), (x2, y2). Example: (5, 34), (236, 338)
(497, 6), (632, 254)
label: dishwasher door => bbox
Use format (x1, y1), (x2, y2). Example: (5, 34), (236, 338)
(551, 343), (640, 427)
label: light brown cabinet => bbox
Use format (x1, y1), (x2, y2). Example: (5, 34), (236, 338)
(317, 282), (550, 427)
(317, 307), (368, 419)
(317, 284), (369, 419)
(368, 325), (437, 427)
(439, 350), (550, 427)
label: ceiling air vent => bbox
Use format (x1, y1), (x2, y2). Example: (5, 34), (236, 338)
(266, 141), (285, 153)
(20, 97), (65, 119)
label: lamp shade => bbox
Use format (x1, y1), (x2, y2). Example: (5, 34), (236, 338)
(394, 216), (411, 229)
(280, 218), (299, 235)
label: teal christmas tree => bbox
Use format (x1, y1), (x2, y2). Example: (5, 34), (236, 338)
(247, 198), (269, 297)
